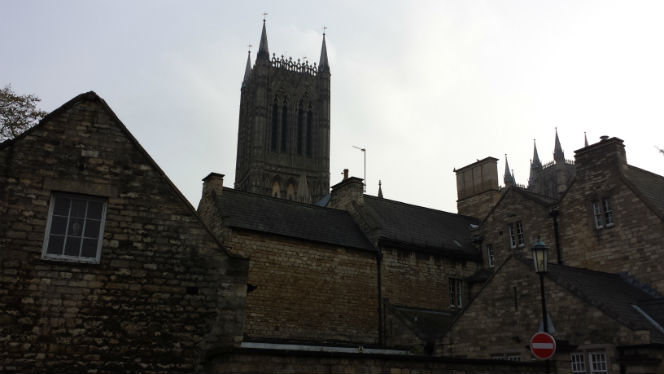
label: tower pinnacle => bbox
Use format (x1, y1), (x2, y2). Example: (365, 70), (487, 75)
(554, 128), (565, 163)
(531, 139), (542, 168)
(504, 154), (516, 186)
(242, 49), (252, 87)
(318, 31), (330, 73)
(257, 18), (270, 61)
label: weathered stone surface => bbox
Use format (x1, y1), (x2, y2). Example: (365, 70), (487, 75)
(0, 93), (248, 373)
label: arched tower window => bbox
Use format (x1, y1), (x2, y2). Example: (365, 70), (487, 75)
(297, 100), (304, 155)
(281, 98), (288, 152)
(271, 180), (281, 198)
(286, 182), (295, 201)
(306, 104), (313, 157)
(271, 98), (279, 152)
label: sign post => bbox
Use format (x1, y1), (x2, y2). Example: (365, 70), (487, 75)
(530, 332), (556, 360)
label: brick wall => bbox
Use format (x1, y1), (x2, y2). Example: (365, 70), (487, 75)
(0, 93), (248, 373)
(225, 230), (380, 344)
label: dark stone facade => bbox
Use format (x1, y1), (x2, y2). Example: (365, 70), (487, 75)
(0, 93), (248, 373)
(234, 23), (331, 203)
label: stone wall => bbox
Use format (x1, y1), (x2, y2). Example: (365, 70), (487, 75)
(207, 348), (550, 374)
(559, 138), (664, 293)
(441, 257), (647, 371)
(0, 93), (248, 373)
(481, 188), (556, 269)
(225, 229), (380, 345)
(381, 246), (479, 311)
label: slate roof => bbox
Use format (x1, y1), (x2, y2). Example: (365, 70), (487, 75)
(533, 259), (664, 343)
(387, 303), (457, 342)
(361, 196), (480, 259)
(624, 165), (664, 219)
(213, 188), (375, 252)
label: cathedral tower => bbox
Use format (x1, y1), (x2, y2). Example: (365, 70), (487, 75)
(234, 21), (331, 203)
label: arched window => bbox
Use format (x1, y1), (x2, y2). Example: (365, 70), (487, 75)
(271, 98), (279, 152)
(297, 100), (304, 155)
(271, 181), (281, 198)
(306, 105), (313, 156)
(286, 183), (295, 201)
(281, 98), (288, 152)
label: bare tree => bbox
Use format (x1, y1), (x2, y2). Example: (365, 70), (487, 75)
(0, 84), (48, 141)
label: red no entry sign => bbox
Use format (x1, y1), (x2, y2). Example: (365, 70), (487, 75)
(530, 332), (556, 360)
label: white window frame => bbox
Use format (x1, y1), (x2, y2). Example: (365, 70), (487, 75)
(487, 244), (495, 268)
(570, 352), (586, 373)
(42, 192), (107, 264)
(589, 351), (608, 374)
(592, 198), (614, 229)
(449, 278), (462, 308)
(508, 224), (517, 249)
(592, 201), (604, 228)
(516, 221), (525, 247)
(603, 198), (613, 227)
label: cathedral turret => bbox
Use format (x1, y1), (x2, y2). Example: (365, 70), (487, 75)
(528, 140), (542, 188)
(319, 33), (330, 74)
(504, 155), (516, 186)
(554, 128), (565, 163)
(242, 50), (252, 87)
(584, 132), (589, 147)
(257, 20), (270, 61)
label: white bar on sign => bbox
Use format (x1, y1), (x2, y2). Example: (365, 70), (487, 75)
(532, 343), (554, 349)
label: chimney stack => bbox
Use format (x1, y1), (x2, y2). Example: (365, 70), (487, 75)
(202, 172), (225, 197)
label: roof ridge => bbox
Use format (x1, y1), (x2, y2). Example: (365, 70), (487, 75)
(222, 186), (349, 214)
(363, 194), (476, 220)
(627, 164), (664, 181)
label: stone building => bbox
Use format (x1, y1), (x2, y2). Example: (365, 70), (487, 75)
(525, 129), (576, 199)
(445, 135), (664, 373)
(0, 92), (249, 373)
(234, 20), (331, 202)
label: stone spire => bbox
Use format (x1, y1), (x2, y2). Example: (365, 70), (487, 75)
(378, 180), (383, 198)
(531, 139), (542, 168)
(257, 19), (270, 61)
(504, 154), (516, 186)
(553, 128), (565, 163)
(584, 132), (589, 147)
(318, 32), (330, 73)
(296, 174), (311, 204)
(242, 50), (252, 87)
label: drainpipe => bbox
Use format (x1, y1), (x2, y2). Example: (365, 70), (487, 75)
(376, 247), (383, 346)
(550, 206), (562, 264)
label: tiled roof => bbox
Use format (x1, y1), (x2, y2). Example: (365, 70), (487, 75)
(362, 196), (480, 258)
(624, 165), (664, 219)
(213, 188), (375, 252)
(540, 260), (664, 343)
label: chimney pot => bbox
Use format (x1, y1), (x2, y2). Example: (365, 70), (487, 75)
(343, 169), (349, 180)
(600, 135), (609, 141)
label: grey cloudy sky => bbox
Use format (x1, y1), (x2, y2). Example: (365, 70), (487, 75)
(3, 1), (664, 212)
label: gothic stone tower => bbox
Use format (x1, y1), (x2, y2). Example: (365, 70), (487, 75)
(234, 21), (331, 203)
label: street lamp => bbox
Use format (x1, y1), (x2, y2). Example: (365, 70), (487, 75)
(531, 239), (549, 333)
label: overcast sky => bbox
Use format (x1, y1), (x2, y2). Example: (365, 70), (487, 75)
(3, 1), (664, 213)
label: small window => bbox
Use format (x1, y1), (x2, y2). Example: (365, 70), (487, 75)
(516, 221), (525, 247)
(449, 278), (462, 308)
(589, 351), (607, 374)
(508, 224), (516, 249)
(603, 199), (613, 226)
(592, 201), (603, 228)
(592, 198), (614, 229)
(487, 244), (495, 268)
(272, 181), (281, 198)
(42, 193), (107, 263)
(571, 352), (586, 373)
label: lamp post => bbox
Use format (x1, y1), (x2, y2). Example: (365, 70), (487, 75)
(531, 239), (549, 333)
